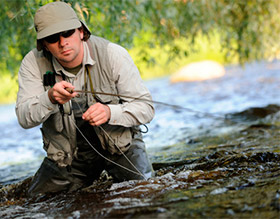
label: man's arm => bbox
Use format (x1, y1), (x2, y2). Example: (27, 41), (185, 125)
(15, 51), (59, 128)
(106, 43), (155, 127)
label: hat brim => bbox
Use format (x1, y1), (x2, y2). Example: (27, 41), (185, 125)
(37, 19), (82, 40)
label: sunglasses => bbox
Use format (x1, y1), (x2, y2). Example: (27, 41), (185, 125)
(44, 29), (76, 44)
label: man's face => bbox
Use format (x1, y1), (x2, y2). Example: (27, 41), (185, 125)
(44, 29), (84, 68)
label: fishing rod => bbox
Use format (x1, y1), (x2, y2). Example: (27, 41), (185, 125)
(65, 88), (233, 123)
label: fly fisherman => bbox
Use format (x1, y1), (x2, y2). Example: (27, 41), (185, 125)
(16, 1), (154, 196)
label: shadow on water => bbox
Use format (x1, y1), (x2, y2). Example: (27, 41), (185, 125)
(0, 61), (280, 218)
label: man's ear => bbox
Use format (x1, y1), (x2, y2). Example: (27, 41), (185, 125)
(78, 27), (84, 40)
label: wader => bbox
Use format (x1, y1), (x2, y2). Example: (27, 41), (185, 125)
(28, 93), (153, 196)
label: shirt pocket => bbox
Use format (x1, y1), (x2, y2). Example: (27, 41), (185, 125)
(95, 94), (113, 104)
(93, 84), (120, 105)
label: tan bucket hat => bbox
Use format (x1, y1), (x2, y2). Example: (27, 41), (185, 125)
(34, 1), (90, 50)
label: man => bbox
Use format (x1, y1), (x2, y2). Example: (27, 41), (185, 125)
(16, 1), (154, 195)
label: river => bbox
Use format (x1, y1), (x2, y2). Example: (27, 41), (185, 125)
(0, 61), (279, 218)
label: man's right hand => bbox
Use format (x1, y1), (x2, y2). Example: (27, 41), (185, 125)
(48, 81), (77, 104)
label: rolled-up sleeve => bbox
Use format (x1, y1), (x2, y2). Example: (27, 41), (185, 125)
(15, 50), (59, 129)
(107, 43), (155, 127)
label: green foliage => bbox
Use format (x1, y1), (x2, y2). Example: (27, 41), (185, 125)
(0, 73), (18, 104)
(1, 0), (280, 72)
(131, 30), (229, 79)
(0, 0), (280, 102)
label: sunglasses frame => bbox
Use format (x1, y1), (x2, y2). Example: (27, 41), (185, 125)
(44, 29), (76, 44)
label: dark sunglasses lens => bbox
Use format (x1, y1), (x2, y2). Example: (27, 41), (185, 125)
(44, 29), (75, 44)
(61, 29), (75, 38)
(45, 33), (60, 43)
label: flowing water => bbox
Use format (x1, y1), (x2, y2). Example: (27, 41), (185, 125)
(0, 61), (279, 218)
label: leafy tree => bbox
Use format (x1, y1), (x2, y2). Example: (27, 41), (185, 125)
(0, 0), (280, 76)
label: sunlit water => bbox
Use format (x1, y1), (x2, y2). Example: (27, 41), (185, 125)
(1, 61), (280, 185)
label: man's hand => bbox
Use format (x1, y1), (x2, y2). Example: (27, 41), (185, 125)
(82, 103), (111, 126)
(48, 81), (77, 104)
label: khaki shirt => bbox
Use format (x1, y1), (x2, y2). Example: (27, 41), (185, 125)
(16, 41), (154, 129)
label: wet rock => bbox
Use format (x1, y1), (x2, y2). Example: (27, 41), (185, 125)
(187, 138), (200, 144)
(0, 177), (31, 204)
(210, 188), (228, 195)
(226, 209), (235, 215)
(226, 104), (280, 122)
(152, 159), (195, 170)
(241, 204), (254, 212)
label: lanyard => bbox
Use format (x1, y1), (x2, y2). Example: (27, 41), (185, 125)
(84, 65), (95, 98)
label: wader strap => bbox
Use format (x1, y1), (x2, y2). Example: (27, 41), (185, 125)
(86, 66), (95, 97)
(84, 67), (87, 93)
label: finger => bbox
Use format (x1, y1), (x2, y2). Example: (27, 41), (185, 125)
(56, 82), (77, 100)
(90, 113), (106, 124)
(89, 120), (96, 126)
(82, 103), (100, 120)
(88, 116), (106, 126)
(52, 90), (71, 102)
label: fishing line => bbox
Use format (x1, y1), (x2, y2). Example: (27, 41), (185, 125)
(98, 125), (147, 179)
(67, 88), (234, 123)
(70, 98), (147, 179)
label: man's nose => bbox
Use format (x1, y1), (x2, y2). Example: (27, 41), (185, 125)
(59, 36), (68, 46)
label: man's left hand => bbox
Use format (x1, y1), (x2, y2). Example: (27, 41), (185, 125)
(82, 103), (111, 126)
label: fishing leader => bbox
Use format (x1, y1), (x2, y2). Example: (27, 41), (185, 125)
(15, 2), (154, 196)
